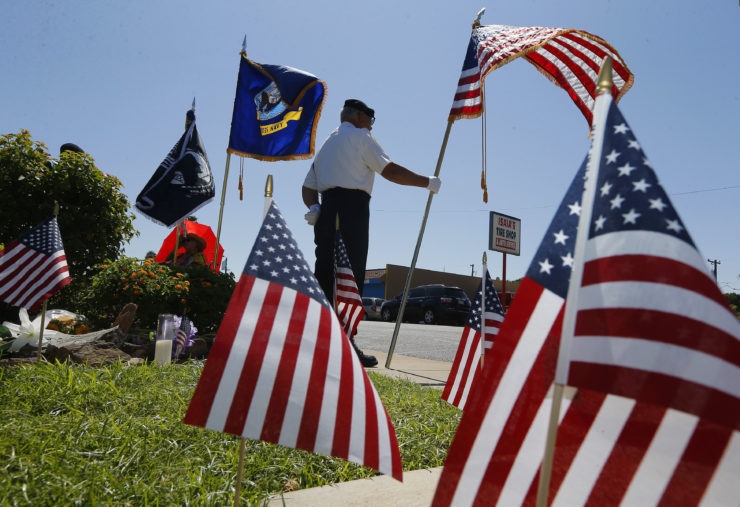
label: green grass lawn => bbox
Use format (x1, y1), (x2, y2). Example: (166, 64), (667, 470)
(0, 361), (460, 505)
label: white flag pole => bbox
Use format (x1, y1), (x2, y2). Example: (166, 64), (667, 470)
(36, 201), (60, 363)
(233, 173), (273, 506)
(233, 173), (272, 506)
(535, 56), (614, 507)
(385, 11), (485, 368)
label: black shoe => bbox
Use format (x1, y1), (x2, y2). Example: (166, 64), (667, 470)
(351, 340), (378, 367)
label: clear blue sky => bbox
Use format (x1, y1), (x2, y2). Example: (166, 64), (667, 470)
(3, 1), (739, 293)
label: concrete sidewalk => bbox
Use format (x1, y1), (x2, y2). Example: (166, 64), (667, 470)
(361, 348), (452, 389)
(267, 351), (453, 506)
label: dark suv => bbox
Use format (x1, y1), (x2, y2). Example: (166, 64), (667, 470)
(380, 284), (471, 325)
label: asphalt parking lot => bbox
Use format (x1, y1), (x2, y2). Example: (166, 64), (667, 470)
(353, 320), (462, 363)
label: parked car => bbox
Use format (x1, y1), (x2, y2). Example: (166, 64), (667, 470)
(361, 297), (384, 321)
(380, 284), (471, 325)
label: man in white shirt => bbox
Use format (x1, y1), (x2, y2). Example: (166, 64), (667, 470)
(302, 99), (441, 366)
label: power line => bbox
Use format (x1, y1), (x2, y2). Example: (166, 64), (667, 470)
(376, 184), (740, 214)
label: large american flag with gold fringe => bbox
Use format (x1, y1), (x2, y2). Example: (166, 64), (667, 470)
(449, 24), (634, 125)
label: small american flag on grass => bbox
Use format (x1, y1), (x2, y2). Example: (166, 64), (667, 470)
(433, 91), (740, 506)
(184, 200), (402, 480)
(334, 230), (365, 338)
(441, 269), (504, 409)
(0, 216), (70, 311)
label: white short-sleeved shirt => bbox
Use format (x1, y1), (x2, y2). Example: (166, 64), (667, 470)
(303, 122), (392, 195)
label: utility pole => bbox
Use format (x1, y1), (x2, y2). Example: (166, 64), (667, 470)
(708, 259), (720, 281)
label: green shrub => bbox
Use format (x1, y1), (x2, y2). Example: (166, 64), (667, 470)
(78, 257), (235, 333)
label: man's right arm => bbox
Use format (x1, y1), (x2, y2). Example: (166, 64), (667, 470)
(380, 162), (441, 193)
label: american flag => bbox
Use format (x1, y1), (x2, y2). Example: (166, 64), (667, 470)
(183, 201), (402, 480)
(557, 97), (740, 431)
(449, 24), (634, 125)
(175, 316), (191, 355)
(0, 216), (71, 312)
(441, 269), (504, 409)
(433, 106), (739, 504)
(334, 230), (365, 338)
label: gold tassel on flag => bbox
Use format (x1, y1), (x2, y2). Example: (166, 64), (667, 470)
(481, 168), (488, 203)
(238, 158), (244, 200)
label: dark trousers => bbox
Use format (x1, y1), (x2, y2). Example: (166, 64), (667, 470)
(314, 188), (370, 310)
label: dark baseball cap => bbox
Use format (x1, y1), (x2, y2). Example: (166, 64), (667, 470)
(344, 99), (374, 119)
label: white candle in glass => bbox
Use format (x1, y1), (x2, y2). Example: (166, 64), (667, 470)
(154, 314), (175, 365)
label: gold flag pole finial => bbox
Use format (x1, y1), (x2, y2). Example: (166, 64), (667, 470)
(472, 7), (485, 28)
(483, 251), (487, 264)
(241, 35), (247, 57)
(595, 56), (614, 96)
(264, 174), (273, 197)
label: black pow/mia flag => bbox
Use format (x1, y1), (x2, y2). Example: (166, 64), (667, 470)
(135, 114), (215, 228)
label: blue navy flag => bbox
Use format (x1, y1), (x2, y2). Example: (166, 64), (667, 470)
(136, 112), (215, 228)
(227, 54), (326, 161)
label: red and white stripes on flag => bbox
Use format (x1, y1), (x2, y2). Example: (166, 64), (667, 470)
(449, 24), (634, 125)
(334, 231), (365, 338)
(556, 95), (740, 432)
(434, 92), (740, 504)
(442, 325), (482, 410)
(433, 279), (740, 505)
(0, 216), (71, 311)
(442, 270), (505, 410)
(184, 201), (402, 480)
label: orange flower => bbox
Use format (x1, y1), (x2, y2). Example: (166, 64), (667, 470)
(139, 269), (147, 275)
(122, 277), (129, 283)
(180, 298), (187, 304)
(123, 285), (129, 290)
(130, 272), (138, 280)
(133, 289), (140, 296)
(184, 281), (190, 286)
(175, 284), (183, 290)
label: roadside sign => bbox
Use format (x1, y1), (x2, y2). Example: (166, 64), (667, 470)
(489, 212), (521, 256)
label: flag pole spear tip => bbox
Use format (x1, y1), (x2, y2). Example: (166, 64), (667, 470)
(472, 8), (485, 28)
(241, 35), (247, 56)
(596, 56), (614, 95)
(191, 97), (196, 111)
(483, 251), (487, 264)
(264, 174), (273, 197)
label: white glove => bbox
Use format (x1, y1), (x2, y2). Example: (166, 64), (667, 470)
(304, 204), (321, 226)
(427, 176), (441, 194)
